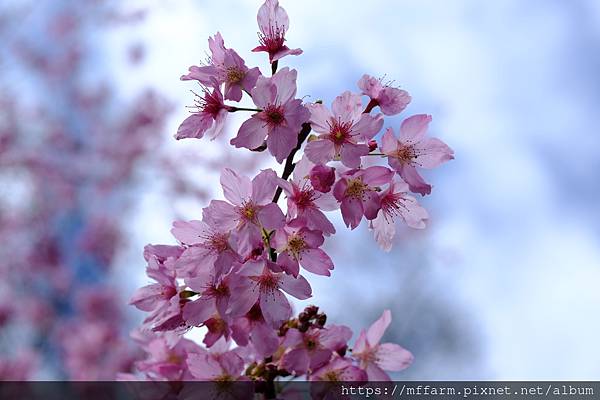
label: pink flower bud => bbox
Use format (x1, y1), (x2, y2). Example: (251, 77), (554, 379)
(309, 164), (335, 193)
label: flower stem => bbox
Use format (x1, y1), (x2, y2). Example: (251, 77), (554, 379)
(271, 60), (278, 76)
(363, 98), (378, 114)
(229, 106), (262, 112)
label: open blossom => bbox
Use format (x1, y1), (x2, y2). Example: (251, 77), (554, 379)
(203, 168), (285, 255)
(358, 74), (411, 116)
(333, 166), (394, 230)
(231, 304), (280, 358)
(175, 85), (230, 140)
(272, 222), (334, 277)
(187, 350), (249, 385)
(305, 91), (383, 168)
(228, 259), (312, 328)
(280, 325), (351, 374)
(370, 179), (428, 251)
(171, 219), (239, 278)
(130, 245), (183, 328)
(230, 67), (309, 163)
(381, 114), (454, 195)
(352, 310), (414, 381)
(253, 0), (302, 63)
(182, 268), (234, 330)
(277, 156), (338, 236)
(181, 32), (260, 102)
(135, 333), (206, 381)
(310, 356), (367, 383)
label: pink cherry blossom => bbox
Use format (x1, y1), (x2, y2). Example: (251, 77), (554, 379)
(352, 310), (414, 381)
(171, 219), (239, 278)
(228, 259), (312, 328)
(276, 156), (338, 235)
(129, 245), (180, 320)
(187, 350), (248, 382)
(280, 325), (351, 374)
(203, 168), (285, 255)
(305, 91), (383, 168)
(272, 222), (334, 277)
(332, 166), (394, 229)
(135, 333), (206, 381)
(370, 179), (429, 251)
(175, 85), (230, 140)
(310, 356), (367, 383)
(231, 303), (280, 358)
(358, 74), (411, 116)
(252, 0), (302, 63)
(230, 68), (309, 163)
(181, 32), (261, 102)
(182, 268), (234, 330)
(381, 114), (454, 195)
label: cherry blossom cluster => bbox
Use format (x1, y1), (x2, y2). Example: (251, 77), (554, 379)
(129, 0), (453, 395)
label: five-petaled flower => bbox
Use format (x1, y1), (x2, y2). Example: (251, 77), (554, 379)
(381, 114), (454, 195)
(181, 32), (261, 101)
(230, 67), (310, 163)
(352, 310), (414, 381)
(175, 84), (231, 140)
(252, 0), (302, 63)
(305, 91), (383, 168)
(358, 74), (411, 116)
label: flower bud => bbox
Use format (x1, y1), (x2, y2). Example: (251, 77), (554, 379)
(368, 139), (378, 152)
(309, 165), (335, 193)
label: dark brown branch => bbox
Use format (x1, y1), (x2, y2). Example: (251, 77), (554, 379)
(271, 122), (312, 204)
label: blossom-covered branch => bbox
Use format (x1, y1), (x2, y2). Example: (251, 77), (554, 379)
(128, 0), (453, 397)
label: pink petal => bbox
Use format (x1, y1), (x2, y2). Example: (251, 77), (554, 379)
(271, 67), (297, 104)
(171, 220), (207, 245)
(250, 322), (280, 358)
(251, 77), (277, 108)
(281, 348), (310, 374)
(340, 198), (363, 229)
(399, 114), (432, 142)
(340, 143), (369, 168)
(202, 200), (238, 231)
(258, 202), (285, 230)
(381, 128), (398, 155)
(366, 309), (391, 346)
(378, 87), (411, 116)
(376, 343), (414, 371)
(360, 166), (394, 186)
(357, 74), (383, 98)
(366, 363), (391, 381)
(182, 297), (216, 326)
(331, 91), (363, 124)
(279, 273), (312, 299)
(259, 289), (291, 327)
(299, 248), (333, 276)
(251, 169), (279, 205)
(221, 168), (253, 205)
(413, 137), (455, 169)
(399, 164), (431, 196)
(231, 116), (268, 150)
(371, 211), (395, 252)
(175, 114), (212, 140)
(277, 251), (300, 277)
(352, 113), (383, 140)
(305, 139), (335, 165)
(307, 103), (334, 134)
(267, 125), (297, 163)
